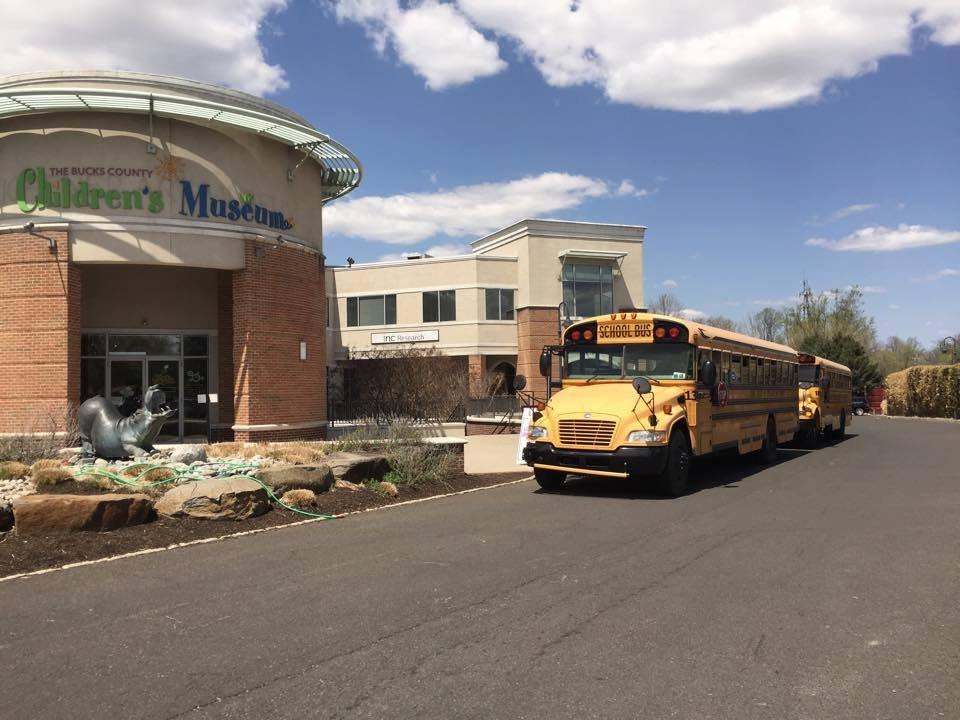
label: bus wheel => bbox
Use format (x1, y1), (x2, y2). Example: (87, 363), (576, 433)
(758, 417), (778, 465)
(657, 431), (691, 497)
(534, 468), (566, 492)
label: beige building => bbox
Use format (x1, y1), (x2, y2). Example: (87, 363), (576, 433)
(326, 218), (646, 419)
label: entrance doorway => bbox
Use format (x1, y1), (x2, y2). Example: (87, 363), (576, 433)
(81, 333), (210, 442)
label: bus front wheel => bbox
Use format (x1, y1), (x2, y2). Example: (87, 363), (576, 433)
(657, 430), (691, 497)
(534, 468), (566, 492)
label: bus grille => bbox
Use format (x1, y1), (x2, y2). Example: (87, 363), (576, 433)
(558, 420), (617, 447)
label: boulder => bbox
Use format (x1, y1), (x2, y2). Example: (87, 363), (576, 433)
(12, 493), (154, 534)
(154, 476), (269, 520)
(334, 479), (362, 492)
(325, 452), (390, 483)
(167, 445), (207, 465)
(258, 465), (334, 494)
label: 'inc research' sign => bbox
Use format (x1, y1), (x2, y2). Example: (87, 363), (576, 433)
(371, 330), (440, 345)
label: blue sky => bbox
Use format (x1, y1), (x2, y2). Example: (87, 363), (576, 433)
(8, 1), (959, 344)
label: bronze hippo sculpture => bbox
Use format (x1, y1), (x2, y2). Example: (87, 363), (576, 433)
(78, 385), (176, 459)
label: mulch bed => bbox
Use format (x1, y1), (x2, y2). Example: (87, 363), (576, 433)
(0, 471), (529, 578)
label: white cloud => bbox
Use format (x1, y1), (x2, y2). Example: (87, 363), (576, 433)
(855, 285), (886, 294)
(751, 297), (795, 307)
(376, 243), (470, 262)
(678, 308), (706, 320)
(888, 304), (901, 310)
(807, 224), (960, 252)
(325, 172), (612, 243)
(830, 203), (878, 220)
(919, 268), (960, 281)
(5, 0), (289, 95)
(615, 180), (650, 198)
(333, 1), (960, 112)
(661, 279), (679, 288)
(332, 0), (505, 89)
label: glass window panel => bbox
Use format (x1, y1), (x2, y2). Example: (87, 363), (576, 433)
(81, 334), (106, 356)
(80, 358), (106, 401)
(422, 291), (439, 323)
(600, 282), (614, 314)
(109, 334), (180, 355)
(574, 280), (600, 317)
(385, 295), (397, 325)
(439, 290), (456, 322)
(562, 264), (575, 280)
(183, 357), (209, 435)
(485, 289), (500, 320)
(562, 279), (575, 314)
(347, 297), (358, 327)
(183, 335), (208, 356)
(600, 265), (613, 280)
(576, 264), (601, 280)
(500, 289), (514, 320)
(358, 296), (384, 326)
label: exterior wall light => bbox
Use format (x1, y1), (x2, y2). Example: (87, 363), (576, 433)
(300, 340), (307, 361)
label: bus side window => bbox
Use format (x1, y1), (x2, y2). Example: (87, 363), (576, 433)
(721, 352), (731, 383)
(730, 354), (741, 383)
(748, 356), (757, 385)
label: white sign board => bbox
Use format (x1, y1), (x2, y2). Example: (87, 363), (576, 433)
(370, 330), (440, 345)
(516, 407), (534, 465)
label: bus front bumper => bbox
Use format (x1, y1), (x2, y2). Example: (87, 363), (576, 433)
(522, 442), (669, 478)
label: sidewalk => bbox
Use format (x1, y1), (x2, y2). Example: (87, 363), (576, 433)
(464, 434), (530, 475)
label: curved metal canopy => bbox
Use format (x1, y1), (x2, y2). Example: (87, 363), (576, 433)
(0, 85), (362, 201)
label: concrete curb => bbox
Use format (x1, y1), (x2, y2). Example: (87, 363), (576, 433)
(0, 475), (533, 584)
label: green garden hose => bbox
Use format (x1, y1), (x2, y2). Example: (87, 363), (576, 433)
(71, 461), (339, 520)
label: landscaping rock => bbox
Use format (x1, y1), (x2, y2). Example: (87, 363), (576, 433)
(258, 465), (334, 494)
(325, 452), (390, 483)
(154, 476), (269, 520)
(168, 445), (207, 465)
(12, 493), (153, 534)
(334, 479), (362, 491)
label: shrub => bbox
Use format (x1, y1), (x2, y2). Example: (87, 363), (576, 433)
(364, 480), (398, 497)
(279, 488), (317, 509)
(0, 406), (78, 464)
(32, 467), (75, 486)
(885, 364), (960, 418)
(76, 474), (118, 492)
(264, 442), (328, 465)
(384, 443), (459, 487)
(30, 459), (64, 474)
(121, 466), (177, 484)
(0, 461), (30, 480)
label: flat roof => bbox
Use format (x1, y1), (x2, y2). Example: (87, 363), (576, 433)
(0, 71), (361, 201)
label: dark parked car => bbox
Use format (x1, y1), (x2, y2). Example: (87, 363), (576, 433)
(851, 396), (870, 416)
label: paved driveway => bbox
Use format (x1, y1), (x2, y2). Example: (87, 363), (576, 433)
(2, 417), (958, 719)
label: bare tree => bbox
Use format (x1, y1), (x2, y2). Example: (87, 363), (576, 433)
(747, 307), (786, 343)
(650, 293), (682, 316)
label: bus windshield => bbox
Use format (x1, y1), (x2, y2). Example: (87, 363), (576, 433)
(564, 344), (694, 380)
(798, 365), (819, 386)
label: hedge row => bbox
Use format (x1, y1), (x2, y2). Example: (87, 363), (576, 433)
(885, 364), (960, 419)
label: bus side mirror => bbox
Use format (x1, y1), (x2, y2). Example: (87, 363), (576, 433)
(514, 374), (527, 392)
(632, 377), (651, 395)
(700, 360), (718, 387)
(539, 350), (552, 377)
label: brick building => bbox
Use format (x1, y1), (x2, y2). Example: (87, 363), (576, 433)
(0, 71), (361, 442)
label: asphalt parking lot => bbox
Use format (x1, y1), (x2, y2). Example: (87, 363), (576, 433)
(2, 416), (958, 719)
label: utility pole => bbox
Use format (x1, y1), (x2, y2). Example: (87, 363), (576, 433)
(799, 280), (815, 320)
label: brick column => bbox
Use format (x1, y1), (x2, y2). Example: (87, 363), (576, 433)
(0, 229), (80, 435)
(213, 270), (235, 441)
(516, 306), (560, 398)
(231, 240), (326, 441)
(467, 354), (486, 399)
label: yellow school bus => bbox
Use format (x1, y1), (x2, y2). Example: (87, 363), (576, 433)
(519, 312), (799, 496)
(797, 353), (853, 446)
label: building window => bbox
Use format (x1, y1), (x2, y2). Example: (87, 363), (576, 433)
(562, 263), (613, 317)
(347, 295), (397, 327)
(422, 290), (456, 323)
(485, 289), (515, 321)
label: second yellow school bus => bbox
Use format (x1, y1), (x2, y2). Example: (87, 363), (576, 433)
(520, 312), (799, 496)
(796, 353), (853, 446)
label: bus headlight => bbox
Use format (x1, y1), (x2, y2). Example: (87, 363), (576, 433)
(528, 426), (549, 440)
(626, 430), (667, 443)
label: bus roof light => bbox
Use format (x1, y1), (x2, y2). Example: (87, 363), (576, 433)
(583, 329), (594, 341)
(655, 327), (666, 338)
(669, 326), (680, 338)
(571, 330), (582, 341)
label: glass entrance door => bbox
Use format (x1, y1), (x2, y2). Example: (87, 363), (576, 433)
(109, 359), (144, 417)
(147, 359), (180, 443)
